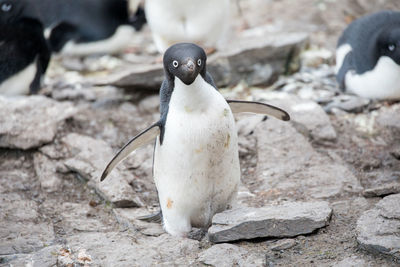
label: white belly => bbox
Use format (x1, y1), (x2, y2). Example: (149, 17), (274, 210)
(345, 56), (400, 100)
(0, 61), (36, 96)
(60, 25), (135, 56)
(145, 0), (230, 52)
(335, 44), (352, 74)
(153, 76), (240, 236)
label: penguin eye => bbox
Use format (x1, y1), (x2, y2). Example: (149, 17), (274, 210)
(172, 60), (179, 68)
(388, 44), (396, 52)
(1, 3), (12, 12)
(197, 59), (202, 66)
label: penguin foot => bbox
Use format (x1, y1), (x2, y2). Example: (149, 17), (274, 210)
(137, 211), (162, 223)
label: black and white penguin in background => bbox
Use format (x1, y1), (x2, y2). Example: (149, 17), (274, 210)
(0, 0), (50, 95)
(336, 10), (400, 100)
(100, 43), (290, 237)
(36, 0), (146, 56)
(144, 0), (231, 53)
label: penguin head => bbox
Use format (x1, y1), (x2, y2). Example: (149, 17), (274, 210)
(0, 0), (37, 24)
(163, 43), (207, 85)
(378, 26), (400, 64)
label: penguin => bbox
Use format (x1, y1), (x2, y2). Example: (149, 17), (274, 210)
(336, 10), (400, 100)
(36, 0), (146, 56)
(0, 0), (50, 95)
(144, 0), (230, 53)
(100, 43), (290, 237)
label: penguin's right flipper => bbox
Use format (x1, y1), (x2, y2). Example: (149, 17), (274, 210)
(227, 100), (290, 121)
(137, 210), (162, 223)
(336, 51), (354, 91)
(100, 123), (160, 182)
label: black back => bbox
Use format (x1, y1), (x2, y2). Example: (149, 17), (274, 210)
(0, 0), (50, 93)
(338, 10), (400, 74)
(32, 0), (144, 52)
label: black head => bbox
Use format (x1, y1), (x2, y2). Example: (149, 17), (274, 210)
(377, 26), (400, 64)
(0, 0), (25, 24)
(163, 43), (207, 85)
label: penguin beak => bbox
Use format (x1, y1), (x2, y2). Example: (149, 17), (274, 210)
(185, 60), (196, 73)
(179, 59), (198, 85)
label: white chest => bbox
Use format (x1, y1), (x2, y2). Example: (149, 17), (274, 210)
(0, 61), (37, 96)
(346, 56), (400, 99)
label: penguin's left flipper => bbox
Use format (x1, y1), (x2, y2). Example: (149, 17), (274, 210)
(336, 51), (354, 91)
(100, 123), (160, 182)
(227, 100), (290, 121)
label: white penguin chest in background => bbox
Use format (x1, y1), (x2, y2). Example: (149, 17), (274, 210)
(145, 0), (230, 52)
(153, 76), (240, 230)
(346, 56), (400, 99)
(0, 61), (37, 96)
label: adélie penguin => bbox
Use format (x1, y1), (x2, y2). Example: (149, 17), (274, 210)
(144, 0), (230, 53)
(0, 0), (50, 95)
(38, 0), (146, 56)
(100, 43), (290, 237)
(336, 10), (400, 100)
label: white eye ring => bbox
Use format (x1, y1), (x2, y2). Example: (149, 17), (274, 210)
(197, 59), (201, 66)
(172, 60), (179, 68)
(1, 3), (12, 12)
(389, 44), (396, 52)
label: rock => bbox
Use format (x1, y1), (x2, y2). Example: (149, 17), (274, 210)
(66, 232), (200, 266)
(113, 208), (164, 236)
(198, 244), (264, 267)
(300, 47), (333, 67)
(208, 201), (332, 243)
(363, 182), (400, 198)
(0, 221), (55, 254)
(333, 256), (366, 267)
(255, 119), (361, 200)
(0, 194), (55, 254)
(377, 104), (400, 132)
(100, 32), (309, 90)
(59, 202), (112, 233)
(253, 92), (337, 142)
(33, 152), (62, 193)
(270, 239), (297, 251)
(61, 133), (144, 207)
(3, 245), (62, 267)
(357, 194), (400, 260)
(0, 95), (77, 149)
(324, 95), (371, 113)
(0, 170), (32, 193)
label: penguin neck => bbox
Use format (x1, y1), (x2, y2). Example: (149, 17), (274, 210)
(171, 75), (215, 111)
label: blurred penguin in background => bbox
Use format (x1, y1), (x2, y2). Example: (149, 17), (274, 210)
(37, 0), (146, 56)
(145, 0), (231, 53)
(336, 10), (400, 100)
(0, 0), (50, 95)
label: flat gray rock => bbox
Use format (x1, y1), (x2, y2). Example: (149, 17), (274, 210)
(255, 119), (362, 200)
(61, 133), (143, 208)
(0, 95), (76, 149)
(99, 32), (309, 90)
(363, 182), (400, 198)
(65, 232), (200, 266)
(198, 244), (264, 267)
(208, 201), (332, 243)
(357, 194), (400, 260)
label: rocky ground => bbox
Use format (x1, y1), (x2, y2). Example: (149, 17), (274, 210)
(1, 0), (400, 266)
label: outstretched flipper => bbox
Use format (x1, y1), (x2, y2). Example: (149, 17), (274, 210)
(227, 100), (290, 121)
(100, 122), (161, 181)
